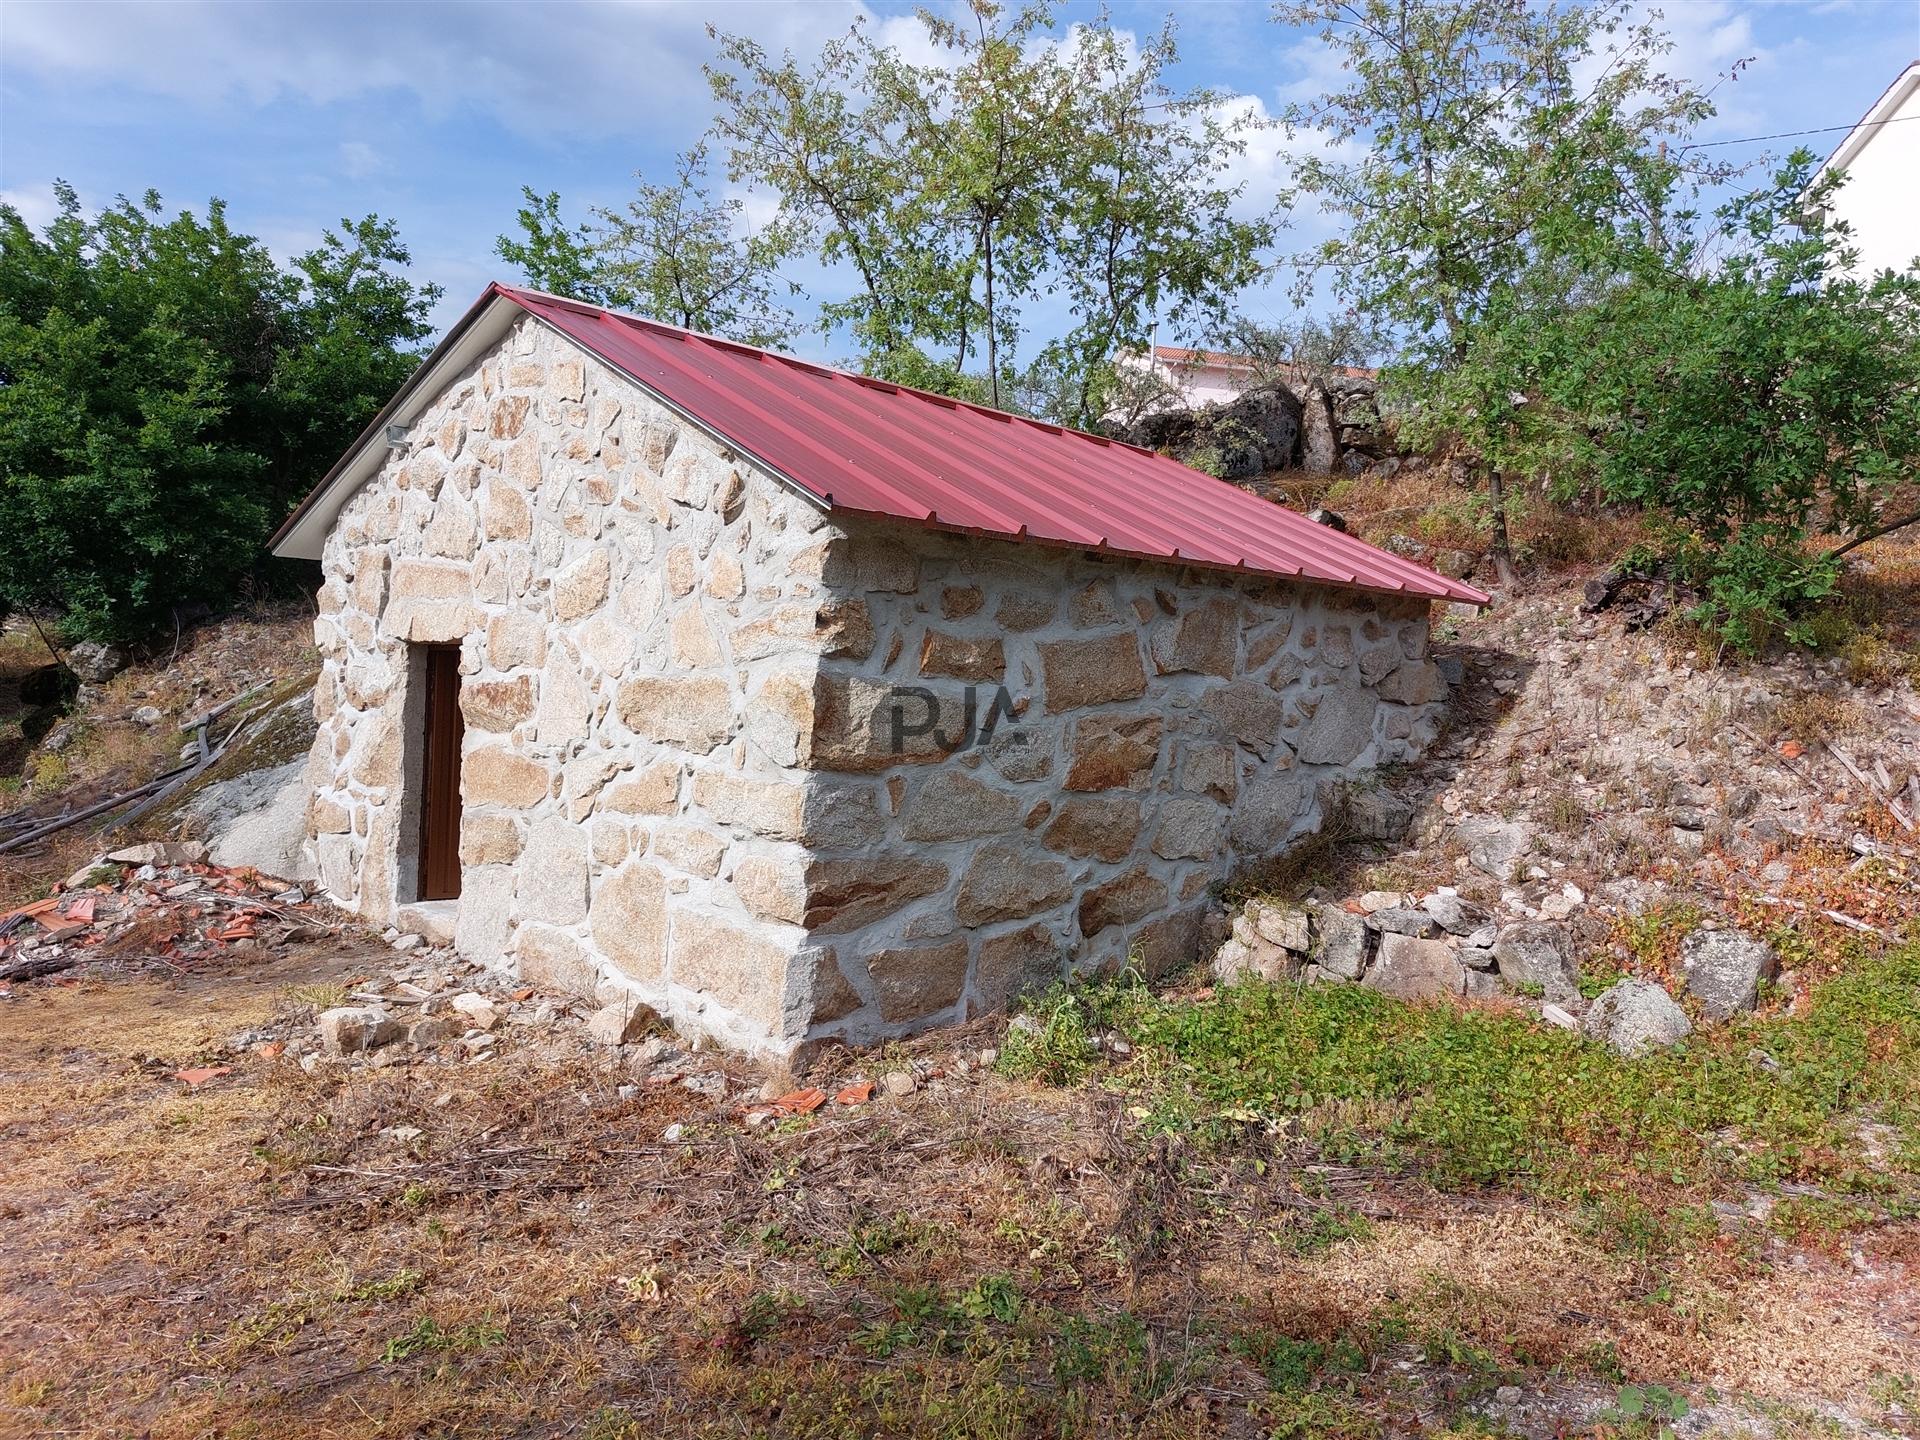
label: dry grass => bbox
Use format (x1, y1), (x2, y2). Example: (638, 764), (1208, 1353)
(3, 942), (1914, 1438)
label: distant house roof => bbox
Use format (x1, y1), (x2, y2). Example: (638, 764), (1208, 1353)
(1149, 344), (1377, 382)
(274, 284), (1485, 606)
(1812, 59), (1920, 187)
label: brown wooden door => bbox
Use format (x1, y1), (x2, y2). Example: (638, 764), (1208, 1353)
(418, 645), (465, 902)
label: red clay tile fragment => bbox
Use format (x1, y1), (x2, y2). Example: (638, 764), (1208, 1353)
(174, 1066), (233, 1086)
(833, 1081), (875, 1106)
(771, 1087), (827, 1114)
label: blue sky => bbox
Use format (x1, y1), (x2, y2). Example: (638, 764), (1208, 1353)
(3, 0), (1917, 363)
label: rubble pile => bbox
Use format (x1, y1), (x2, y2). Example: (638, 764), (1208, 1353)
(0, 840), (332, 989)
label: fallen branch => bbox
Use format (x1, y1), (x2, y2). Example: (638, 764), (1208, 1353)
(0, 953), (79, 982)
(1826, 741), (1915, 832)
(1740, 887), (1890, 939)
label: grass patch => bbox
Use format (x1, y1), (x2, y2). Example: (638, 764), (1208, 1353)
(1026, 947), (1920, 1251)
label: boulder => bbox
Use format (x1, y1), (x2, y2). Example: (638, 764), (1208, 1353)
(1491, 922), (1580, 1005)
(1298, 386), (1337, 474)
(1123, 383), (1303, 481)
(1582, 979), (1691, 1057)
(1678, 929), (1777, 1022)
(586, 998), (657, 1046)
(182, 758), (317, 882)
(67, 641), (129, 683)
(1364, 933), (1465, 1000)
(1308, 901), (1373, 980)
(1213, 911), (1301, 983)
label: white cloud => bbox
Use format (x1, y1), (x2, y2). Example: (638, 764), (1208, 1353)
(0, 183), (62, 230)
(337, 141), (385, 180)
(0, 0), (872, 138)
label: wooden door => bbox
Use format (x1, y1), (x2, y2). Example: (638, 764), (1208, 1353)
(417, 645), (465, 902)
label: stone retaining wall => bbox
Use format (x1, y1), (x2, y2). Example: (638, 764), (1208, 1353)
(305, 314), (1448, 1058)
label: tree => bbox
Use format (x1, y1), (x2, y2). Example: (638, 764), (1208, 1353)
(1547, 154), (1920, 651)
(0, 185), (440, 642)
(495, 189), (611, 307)
(1208, 311), (1387, 388)
(1276, 0), (1711, 585)
(705, 1), (1275, 422)
(495, 147), (803, 347)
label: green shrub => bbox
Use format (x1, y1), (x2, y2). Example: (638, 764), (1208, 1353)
(0, 188), (439, 642)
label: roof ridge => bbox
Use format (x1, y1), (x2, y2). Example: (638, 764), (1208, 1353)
(492, 282), (1164, 460)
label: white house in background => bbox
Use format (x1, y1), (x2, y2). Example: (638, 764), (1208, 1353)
(1114, 344), (1375, 413)
(1809, 60), (1920, 280)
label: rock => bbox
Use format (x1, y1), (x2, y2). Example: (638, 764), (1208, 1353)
(1367, 907), (1440, 939)
(585, 999), (656, 1046)
(1455, 818), (1532, 880)
(450, 992), (499, 1031)
(408, 1017), (459, 1047)
(1492, 922), (1580, 1005)
(1309, 902), (1373, 980)
(1358, 891), (1402, 913)
(1305, 507), (1346, 531)
(1248, 900), (1311, 952)
(1421, 891), (1490, 936)
(1365, 934), (1465, 1000)
(1457, 946), (1496, 971)
(1212, 932), (1298, 985)
(67, 641), (129, 683)
(1120, 382), (1303, 480)
(1582, 978), (1691, 1057)
(1299, 385), (1337, 474)
(1342, 787), (1414, 841)
(1678, 929), (1777, 1022)
(1462, 970), (1504, 999)
(105, 840), (207, 866)
(882, 1070), (917, 1098)
(183, 758), (318, 882)
(318, 1006), (403, 1055)
(130, 705), (164, 727)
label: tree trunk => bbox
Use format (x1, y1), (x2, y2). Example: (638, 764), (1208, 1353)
(1485, 470), (1519, 590)
(984, 228), (999, 409)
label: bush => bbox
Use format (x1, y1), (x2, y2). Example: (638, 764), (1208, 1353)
(1551, 155), (1920, 652)
(0, 186), (440, 642)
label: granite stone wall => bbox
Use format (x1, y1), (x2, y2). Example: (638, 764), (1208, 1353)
(306, 315), (1448, 1057)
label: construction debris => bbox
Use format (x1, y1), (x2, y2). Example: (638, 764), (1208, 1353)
(0, 852), (337, 989)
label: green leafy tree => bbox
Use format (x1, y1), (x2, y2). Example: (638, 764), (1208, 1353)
(1549, 155), (1920, 651)
(495, 189), (611, 306)
(1276, 0), (1711, 584)
(495, 147), (803, 347)
(705, 0), (1275, 422)
(0, 185), (439, 642)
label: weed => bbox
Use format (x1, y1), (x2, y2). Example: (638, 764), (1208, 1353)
(336, 1268), (424, 1304)
(997, 983), (1101, 1085)
(379, 1315), (505, 1363)
(286, 981), (350, 1011)
(1028, 946), (1920, 1252)
(1774, 687), (1859, 745)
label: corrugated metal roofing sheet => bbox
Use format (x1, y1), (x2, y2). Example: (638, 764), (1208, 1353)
(505, 285), (1486, 605)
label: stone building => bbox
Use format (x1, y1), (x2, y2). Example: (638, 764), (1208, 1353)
(272, 285), (1487, 1058)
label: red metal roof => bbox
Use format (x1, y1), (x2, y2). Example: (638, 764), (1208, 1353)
(494, 284), (1487, 606)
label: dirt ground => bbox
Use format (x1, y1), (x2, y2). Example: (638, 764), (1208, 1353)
(1, 929), (1915, 1440)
